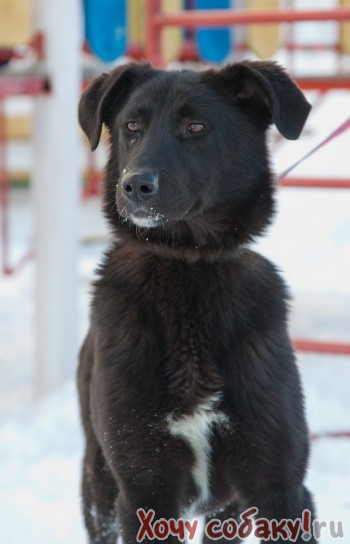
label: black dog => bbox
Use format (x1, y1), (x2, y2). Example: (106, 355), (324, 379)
(78, 61), (315, 544)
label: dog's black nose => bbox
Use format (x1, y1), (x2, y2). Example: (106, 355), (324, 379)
(122, 171), (158, 202)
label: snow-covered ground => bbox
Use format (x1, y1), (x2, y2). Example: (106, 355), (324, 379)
(1, 81), (350, 543)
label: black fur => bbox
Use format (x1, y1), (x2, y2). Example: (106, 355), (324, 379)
(78, 61), (314, 544)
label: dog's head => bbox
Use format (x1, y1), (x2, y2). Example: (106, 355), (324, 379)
(79, 62), (310, 258)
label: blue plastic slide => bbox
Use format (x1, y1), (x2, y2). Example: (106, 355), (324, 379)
(84, 0), (127, 62)
(196, 0), (231, 62)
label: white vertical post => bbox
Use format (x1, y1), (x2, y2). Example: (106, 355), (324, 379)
(33, 0), (82, 395)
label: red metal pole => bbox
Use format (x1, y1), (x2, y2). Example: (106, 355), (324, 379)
(0, 76), (47, 274)
(293, 339), (350, 356)
(0, 97), (10, 274)
(311, 431), (350, 440)
(297, 78), (350, 91)
(280, 178), (350, 189)
(145, 5), (350, 67)
(152, 8), (350, 28)
(145, 0), (163, 67)
(0, 76), (46, 96)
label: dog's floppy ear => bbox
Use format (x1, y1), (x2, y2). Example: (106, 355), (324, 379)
(79, 62), (154, 151)
(202, 61), (311, 140)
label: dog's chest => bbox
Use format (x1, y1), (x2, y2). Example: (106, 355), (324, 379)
(167, 395), (230, 509)
(159, 281), (224, 401)
(153, 268), (229, 507)
(166, 318), (220, 393)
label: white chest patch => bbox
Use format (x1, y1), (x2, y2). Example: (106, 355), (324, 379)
(167, 395), (230, 508)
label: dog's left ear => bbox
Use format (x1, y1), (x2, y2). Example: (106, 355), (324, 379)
(202, 61), (311, 139)
(79, 62), (154, 151)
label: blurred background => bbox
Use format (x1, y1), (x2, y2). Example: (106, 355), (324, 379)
(0, 0), (350, 542)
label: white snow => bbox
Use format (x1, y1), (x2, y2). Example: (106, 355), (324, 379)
(0, 383), (85, 544)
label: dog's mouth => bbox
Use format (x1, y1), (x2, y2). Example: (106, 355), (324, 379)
(117, 193), (203, 230)
(120, 204), (202, 229)
(129, 209), (168, 228)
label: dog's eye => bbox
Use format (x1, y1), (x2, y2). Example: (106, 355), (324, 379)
(126, 121), (141, 133)
(187, 122), (206, 134)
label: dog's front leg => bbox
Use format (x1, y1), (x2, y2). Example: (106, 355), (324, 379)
(115, 481), (186, 544)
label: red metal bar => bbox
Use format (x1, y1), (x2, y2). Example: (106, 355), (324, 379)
(297, 78), (350, 91)
(83, 145), (102, 199)
(0, 76), (47, 98)
(145, 3), (350, 66)
(311, 431), (350, 440)
(280, 178), (350, 189)
(293, 339), (350, 355)
(145, 0), (162, 68)
(0, 75), (48, 274)
(286, 43), (340, 52)
(151, 7), (350, 29)
(0, 98), (10, 274)
(0, 97), (36, 275)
